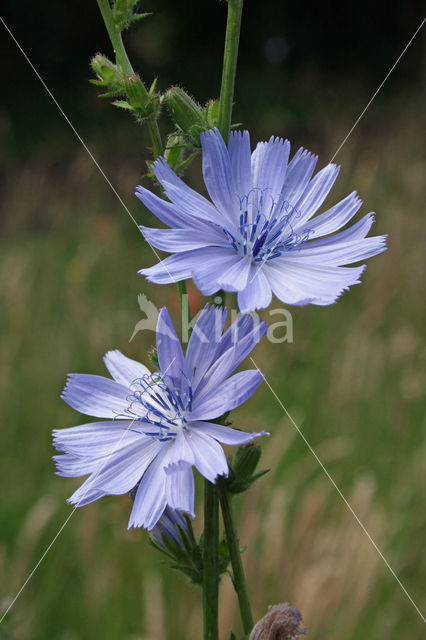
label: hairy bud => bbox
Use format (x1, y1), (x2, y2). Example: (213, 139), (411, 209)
(249, 603), (306, 640)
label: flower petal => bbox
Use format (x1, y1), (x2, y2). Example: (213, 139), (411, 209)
(197, 315), (267, 395)
(150, 157), (224, 226)
(138, 251), (198, 284)
(136, 186), (205, 229)
(165, 466), (195, 516)
(279, 148), (317, 211)
(156, 307), (186, 383)
(185, 305), (227, 390)
(103, 350), (150, 387)
(186, 430), (228, 483)
(292, 163), (340, 227)
(216, 255), (252, 291)
(128, 445), (171, 529)
(299, 190), (363, 238)
(201, 129), (239, 223)
(61, 374), (131, 418)
(192, 421), (268, 445)
(165, 431), (195, 470)
(237, 266), (273, 311)
(191, 247), (243, 296)
(228, 130), (253, 196)
(53, 420), (141, 458)
(140, 225), (227, 252)
(265, 259), (366, 305)
(68, 438), (162, 502)
(191, 369), (264, 421)
(251, 136), (290, 198)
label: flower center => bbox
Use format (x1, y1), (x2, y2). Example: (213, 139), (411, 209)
(127, 374), (192, 441)
(223, 189), (312, 264)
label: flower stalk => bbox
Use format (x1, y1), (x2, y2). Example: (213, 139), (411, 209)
(218, 478), (254, 637)
(203, 480), (220, 640)
(96, 0), (163, 158)
(217, 0), (245, 142)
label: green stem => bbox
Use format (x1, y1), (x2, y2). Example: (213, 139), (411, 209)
(96, 0), (163, 158)
(203, 480), (219, 640)
(217, 0), (245, 143)
(218, 479), (253, 637)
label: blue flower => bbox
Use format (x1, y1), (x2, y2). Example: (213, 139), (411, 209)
(137, 128), (386, 311)
(53, 306), (267, 530)
(151, 505), (188, 550)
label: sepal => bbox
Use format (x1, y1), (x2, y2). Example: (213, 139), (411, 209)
(225, 444), (269, 494)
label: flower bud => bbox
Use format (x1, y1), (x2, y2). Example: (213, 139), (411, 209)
(151, 506), (188, 550)
(227, 443), (268, 494)
(163, 87), (205, 139)
(164, 133), (185, 170)
(249, 603), (306, 640)
(90, 54), (123, 95)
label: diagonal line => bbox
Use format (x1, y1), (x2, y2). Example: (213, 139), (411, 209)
(250, 357), (426, 625)
(329, 16), (426, 163)
(0, 14), (178, 285)
(0, 357), (176, 623)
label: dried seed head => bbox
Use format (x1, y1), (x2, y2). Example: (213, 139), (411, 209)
(249, 602), (306, 640)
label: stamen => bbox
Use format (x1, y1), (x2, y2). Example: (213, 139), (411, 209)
(222, 188), (313, 264)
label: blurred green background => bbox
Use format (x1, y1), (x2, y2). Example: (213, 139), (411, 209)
(0, 1), (425, 638)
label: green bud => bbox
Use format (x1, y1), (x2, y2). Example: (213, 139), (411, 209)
(205, 99), (220, 128)
(163, 87), (205, 141)
(123, 75), (160, 122)
(226, 443), (269, 494)
(90, 54), (123, 96)
(164, 133), (185, 171)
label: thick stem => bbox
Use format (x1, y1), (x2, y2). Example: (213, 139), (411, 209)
(96, 0), (163, 158)
(203, 480), (219, 640)
(217, 0), (244, 143)
(218, 479), (254, 637)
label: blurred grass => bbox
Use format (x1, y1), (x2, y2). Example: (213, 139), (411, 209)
(0, 94), (425, 640)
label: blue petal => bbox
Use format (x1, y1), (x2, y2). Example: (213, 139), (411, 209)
(237, 266), (273, 311)
(228, 130), (253, 196)
(279, 148), (318, 211)
(164, 431), (195, 470)
(139, 250), (202, 284)
(186, 430), (228, 483)
(185, 305), (227, 390)
(265, 260), (366, 305)
(128, 445), (171, 529)
(292, 163), (340, 227)
(53, 420), (140, 458)
(299, 191), (363, 238)
(216, 255), (252, 291)
(191, 369), (264, 421)
(191, 247), (242, 295)
(197, 315), (267, 394)
(156, 307), (186, 384)
(192, 421), (269, 445)
(136, 186), (202, 229)
(294, 235), (387, 266)
(140, 225), (227, 252)
(151, 157), (226, 227)
(61, 374), (131, 419)
(165, 466), (195, 516)
(201, 129), (239, 223)
(103, 350), (150, 387)
(251, 136), (290, 198)
(68, 438), (162, 503)
(53, 453), (102, 478)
